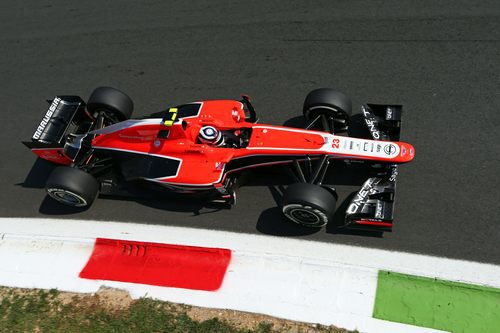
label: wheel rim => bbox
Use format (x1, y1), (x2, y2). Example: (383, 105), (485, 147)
(47, 188), (87, 207)
(289, 207), (323, 226)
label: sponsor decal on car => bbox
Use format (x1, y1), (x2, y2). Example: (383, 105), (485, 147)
(326, 136), (399, 159)
(386, 106), (393, 120)
(375, 201), (383, 218)
(362, 106), (380, 140)
(118, 134), (156, 141)
(384, 144), (397, 155)
(231, 109), (241, 122)
(33, 97), (61, 140)
(389, 166), (398, 182)
(331, 138), (340, 149)
(346, 178), (377, 214)
(215, 162), (224, 170)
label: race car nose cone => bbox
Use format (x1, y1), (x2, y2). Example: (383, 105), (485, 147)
(399, 142), (415, 162)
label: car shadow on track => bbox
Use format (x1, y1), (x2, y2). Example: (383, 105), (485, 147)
(17, 158), (90, 214)
(18, 158), (57, 189)
(41, 187), (232, 216)
(19, 157), (233, 216)
(38, 192), (231, 216)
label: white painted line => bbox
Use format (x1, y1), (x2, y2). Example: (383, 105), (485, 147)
(1, 217), (492, 332)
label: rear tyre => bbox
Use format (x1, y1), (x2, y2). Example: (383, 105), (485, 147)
(303, 88), (352, 132)
(46, 167), (99, 207)
(87, 86), (134, 121)
(282, 183), (337, 227)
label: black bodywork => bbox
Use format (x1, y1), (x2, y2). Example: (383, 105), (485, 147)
(343, 104), (403, 231)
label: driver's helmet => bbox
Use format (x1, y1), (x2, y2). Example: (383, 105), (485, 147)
(199, 126), (224, 146)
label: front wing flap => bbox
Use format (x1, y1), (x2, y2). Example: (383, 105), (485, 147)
(362, 103), (402, 141)
(344, 164), (398, 232)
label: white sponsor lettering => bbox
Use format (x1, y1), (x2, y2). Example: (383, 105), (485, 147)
(118, 134), (155, 141)
(362, 106), (380, 140)
(386, 107), (393, 119)
(231, 109), (241, 122)
(375, 202), (383, 218)
(365, 119), (380, 140)
(347, 178), (377, 214)
(389, 167), (398, 182)
(33, 97), (61, 140)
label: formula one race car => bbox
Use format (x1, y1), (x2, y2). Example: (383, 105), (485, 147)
(23, 87), (415, 232)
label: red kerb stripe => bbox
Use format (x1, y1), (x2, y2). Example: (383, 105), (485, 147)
(79, 238), (231, 291)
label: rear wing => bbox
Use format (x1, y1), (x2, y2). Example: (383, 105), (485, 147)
(23, 96), (85, 149)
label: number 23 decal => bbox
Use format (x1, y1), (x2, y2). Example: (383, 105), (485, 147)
(331, 138), (340, 149)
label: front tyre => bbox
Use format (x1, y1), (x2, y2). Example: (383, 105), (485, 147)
(282, 183), (337, 227)
(303, 88), (352, 132)
(45, 167), (99, 207)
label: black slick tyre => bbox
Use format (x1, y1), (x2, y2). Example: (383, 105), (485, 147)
(303, 88), (352, 132)
(45, 167), (99, 207)
(282, 183), (337, 227)
(87, 86), (133, 121)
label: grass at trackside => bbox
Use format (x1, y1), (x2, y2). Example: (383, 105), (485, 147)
(374, 271), (500, 333)
(0, 288), (351, 333)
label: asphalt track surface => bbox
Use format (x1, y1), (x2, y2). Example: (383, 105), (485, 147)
(1, 1), (499, 264)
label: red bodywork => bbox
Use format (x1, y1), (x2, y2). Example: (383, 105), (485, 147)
(31, 147), (73, 165)
(32, 100), (415, 189)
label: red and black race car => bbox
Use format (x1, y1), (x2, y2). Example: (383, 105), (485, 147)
(23, 87), (415, 232)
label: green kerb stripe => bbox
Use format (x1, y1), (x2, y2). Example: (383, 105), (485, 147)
(373, 270), (500, 333)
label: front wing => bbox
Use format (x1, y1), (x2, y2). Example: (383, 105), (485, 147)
(344, 103), (405, 232)
(344, 165), (398, 232)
